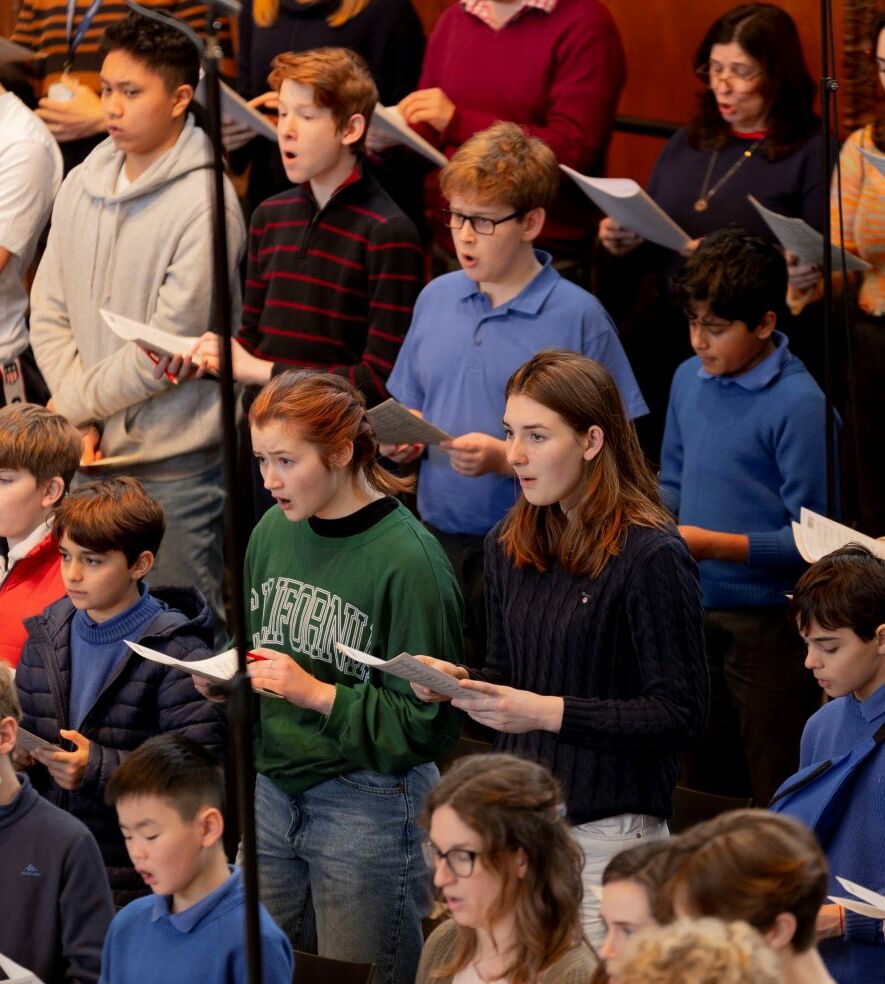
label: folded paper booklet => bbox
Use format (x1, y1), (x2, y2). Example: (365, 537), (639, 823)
(100, 308), (200, 359)
(195, 76), (277, 142)
(371, 105), (448, 168)
(124, 641), (283, 698)
(78, 453), (142, 472)
(15, 728), (61, 755)
(858, 145), (885, 179)
(335, 642), (481, 702)
(748, 195), (870, 273)
(829, 876), (885, 920)
(0, 952), (46, 984)
(0, 38), (40, 64)
(560, 166), (690, 253)
(791, 508), (885, 564)
(367, 398), (452, 445)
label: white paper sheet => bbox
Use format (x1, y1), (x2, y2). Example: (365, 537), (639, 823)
(560, 166), (690, 252)
(0, 952), (46, 984)
(335, 643), (481, 702)
(195, 77), (278, 142)
(0, 38), (39, 64)
(15, 728), (60, 755)
(100, 308), (199, 359)
(748, 195), (870, 272)
(836, 876), (885, 914)
(78, 453), (142, 472)
(791, 508), (885, 564)
(858, 145), (885, 179)
(829, 895), (885, 920)
(367, 399), (452, 445)
(370, 105), (448, 168)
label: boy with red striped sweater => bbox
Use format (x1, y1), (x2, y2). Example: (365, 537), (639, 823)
(195, 48), (422, 410)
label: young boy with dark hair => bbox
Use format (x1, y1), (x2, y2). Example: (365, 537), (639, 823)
(100, 733), (293, 983)
(0, 403), (82, 667)
(0, 661), (114, 984)
(194, 46), (422, 446)
(774, 545), (885, 981)
(660, 228), (831, 806)
(29, 12), (246, 634)
(385, 122), (646, 662)
(14, 477), (226, 904)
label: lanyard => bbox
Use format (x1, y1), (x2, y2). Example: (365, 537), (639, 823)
(64, 0), (104, 71)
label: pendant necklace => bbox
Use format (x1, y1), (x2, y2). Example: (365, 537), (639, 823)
(693, 137), (765, 212)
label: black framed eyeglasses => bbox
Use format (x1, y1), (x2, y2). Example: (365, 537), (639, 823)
(422, 840), (484, 877)
(440, 208), (523, 236)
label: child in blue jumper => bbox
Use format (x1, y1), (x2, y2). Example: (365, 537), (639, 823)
(660, 228), (830, 806)
(776, 545), (885, 982)
(100, 733), (293, 984)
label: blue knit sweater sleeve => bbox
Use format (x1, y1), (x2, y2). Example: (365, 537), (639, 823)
(658, 367), (685, 517)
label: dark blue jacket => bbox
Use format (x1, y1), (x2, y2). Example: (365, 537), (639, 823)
(16, 587), (226, 895)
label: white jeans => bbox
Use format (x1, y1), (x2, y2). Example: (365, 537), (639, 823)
(572, 813), (670, 949)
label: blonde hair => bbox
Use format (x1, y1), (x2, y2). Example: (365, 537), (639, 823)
(0, 662), (22, 723)
(609, 919), (781, 984)
(440, 122), (560, 213)
(254, 0), (370, 29)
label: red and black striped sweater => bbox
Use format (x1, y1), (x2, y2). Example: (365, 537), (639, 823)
(239, 165), (423, 405)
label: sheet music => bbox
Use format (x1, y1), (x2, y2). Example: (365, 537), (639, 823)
(195, 77), (278, 142)
(100, 308), (199, 359)
(0, 953), (46, 984)
(748, 195), (870, 272)
(367, 399), (452, 445)
(78, 454), (142, 472)
(835, 877), (885, 915)
(370, 105), (448, 168)
(791, 508), (885, 564)
(858, 145), (885, 179)
(15, 728), (61, 755)
(335, 643), (481, 702)
(560, 166), (690, 252)
(0, 38), (40, 64)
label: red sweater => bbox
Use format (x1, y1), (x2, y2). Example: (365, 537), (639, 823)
(419, 0), (626, 248)
(0, 532), (65, 668)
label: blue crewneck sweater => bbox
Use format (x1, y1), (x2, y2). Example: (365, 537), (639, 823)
(796, 685), (885, 981)
(69, 586), (163, 730)
(659, 333), (832, 608)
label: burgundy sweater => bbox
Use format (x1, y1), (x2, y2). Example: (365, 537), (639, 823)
(239, 166), (423, 403)
(419, 0), (626, 248)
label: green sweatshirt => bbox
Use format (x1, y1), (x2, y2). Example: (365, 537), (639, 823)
(246, 500), (464, 794)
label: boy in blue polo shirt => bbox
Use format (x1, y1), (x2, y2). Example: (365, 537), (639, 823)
(100, 733), (293, 984)
(660, 228), (831, 807)
(386, 122), (645, 663)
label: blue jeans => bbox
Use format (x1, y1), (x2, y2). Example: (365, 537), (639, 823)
(250, 765), (437, 984)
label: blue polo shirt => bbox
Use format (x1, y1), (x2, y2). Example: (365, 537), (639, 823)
(387, 252), (647, 535)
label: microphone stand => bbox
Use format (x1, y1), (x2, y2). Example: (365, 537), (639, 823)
(126, 4), (262, 982)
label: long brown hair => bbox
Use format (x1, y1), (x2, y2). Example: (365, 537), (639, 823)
(421, 755), (585, 984)
(499, 350), (670, 577)
(248, 371), (412, 497)
(253, 0), (371, 29)
(872, 14), (885, 153)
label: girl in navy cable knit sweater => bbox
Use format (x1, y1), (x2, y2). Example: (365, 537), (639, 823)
(414, 349), (709, 948)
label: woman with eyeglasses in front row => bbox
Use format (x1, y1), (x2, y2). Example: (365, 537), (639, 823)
(417, 754), (597, 984)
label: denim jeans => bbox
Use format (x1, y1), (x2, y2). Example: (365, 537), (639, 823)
(250, 765), (437, 984)
(572, 813), (669, 949)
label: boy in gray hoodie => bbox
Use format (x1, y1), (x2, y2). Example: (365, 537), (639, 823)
(29, 13), (246, 636)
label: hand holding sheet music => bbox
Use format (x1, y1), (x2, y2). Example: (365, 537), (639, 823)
(195, 77), (277, 142)
(100, 309), (200, 359)
(829, 877), (885, 920)
(369, 105), (448, 168)
(367, 399), (452, 445)
(15, 728), (61, 755)
(335, 643), (481, 702)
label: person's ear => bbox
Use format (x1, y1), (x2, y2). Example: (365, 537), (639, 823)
(0, 716), (16, 756)
(171, 83), (194, 120)
(520, 207), (546, 243)
(582, 425), (605, 462)
(514, 847), (529, 880)
(341, 113), (367, 147)
(129, 550), (155, 580)
(875, 623), (885, 655)
(40, 476), (65, 510)
(764, 911), (797, 951)
(754, 310), (777, 340)
(328, 441), (355, 471)
(197, 806), (225, 848)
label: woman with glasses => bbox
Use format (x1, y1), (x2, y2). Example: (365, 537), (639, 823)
(417, 753), (596, 984)
(597, 3), (825, 455)
(412, 349), (708, 949)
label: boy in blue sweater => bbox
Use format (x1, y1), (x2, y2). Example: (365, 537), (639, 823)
(780, 545), (885, 981)
(659, 229), (829, 806)
(14, 477), (225, 904)
(100, 733), (293, 983)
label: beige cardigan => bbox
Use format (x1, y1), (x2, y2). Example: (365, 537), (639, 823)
(416, 920), (598, 984)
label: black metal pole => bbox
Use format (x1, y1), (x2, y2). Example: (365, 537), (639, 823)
(125, 4), (262, 981)
(819, 0), (837, 518)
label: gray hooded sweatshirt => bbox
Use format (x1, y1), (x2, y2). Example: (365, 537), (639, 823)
(30, 117), (246, 476)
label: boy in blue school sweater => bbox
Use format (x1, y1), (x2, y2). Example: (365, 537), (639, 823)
(779, 545), (885, 981)
(659, 228), (830, 806)
(100, 733), (293, 984)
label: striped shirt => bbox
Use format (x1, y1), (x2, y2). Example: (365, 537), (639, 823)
(11, 0), (235, 98)
(240, 165), (424, 404)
